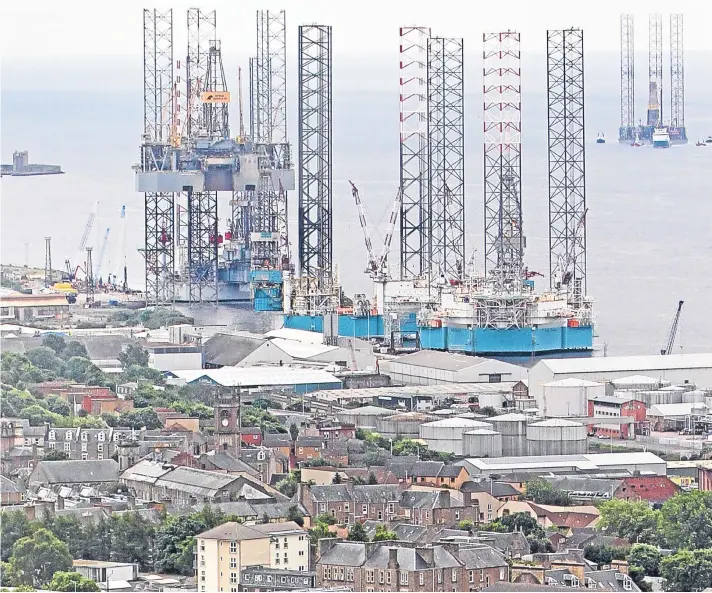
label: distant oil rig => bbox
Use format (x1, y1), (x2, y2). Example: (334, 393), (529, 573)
(135, 11), (593, 356)
(618, 14), (687, 146)
(1, 151), (63, 176)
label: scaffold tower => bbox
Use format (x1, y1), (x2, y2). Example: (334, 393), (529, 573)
(298, 24), (333, 284)
(483, 32), (523, 286)
(619, 14), (635, 141)
(670, 14), (684, 128)
(85, 247), (95, 305)
(398, 27), (431, 280)
(44, 237), (52, 287)
(546, 29), (587, 307)
(647, 14), (663, 127)
(427, 37), (465, 281)
(142, 8), (175, 306)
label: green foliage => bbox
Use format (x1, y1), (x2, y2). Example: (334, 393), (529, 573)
(6, 527), (73, 587)
(583, 544), (628, 567)
(458, 519), (474, 534)
(250, 397), (282, 410)
(167, 399), (213, 419)
(355, 428), (452, 462)
(660, 549), (712, 592)
(660, 490), (712, 550)
(315, 513), (338, 526)
(0, 512), (34, 562)
(275, 474), (298, 498)
(286, 505), (304, 527)
(367, 472), (378, 485)
(332, 472), (343, 484)
(308, 522), (331, 546)
(1, 353), (54, 388)
(101, 412), (120, 427)
(478, 406), (499, 417)
(525, 477), (572, 506)
(42, 334), (66, 355)
(64, 357), (106, 386)
(373, 524), (397, 542)
(61, 341), (89, 360)
(46, 571), (99, 592)
(597, 499), (661, 545)
(118, 345), (149, 369)
(241, 404), (287, 434)
(481, 512), (553, 554)
(44, 394), (71, 416)
(43, 450), (69, 461)
(110, 512), (155, 570)
(289, 422), (299, 442)
(301, 458), (334, 468)
(347, 522), (368, 542)
(628, 544), (662, 577)
(119, 408), (163, 430)
(120, 364), (166, 386)
(26, 347), (66, 374)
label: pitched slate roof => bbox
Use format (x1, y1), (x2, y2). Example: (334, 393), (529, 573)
(319, 541), (368, 566)
(457, 545), (508, 569)
(197, 520), (304, 541)
(33, 459), (119, 484)
(462, 480), (520, 498)
(308, 484), (352, 502)
(352, 484), (401, 503)
(362, 544), (461, 570)
(200, 451), (259, 475)
(202, 332), (266, 366)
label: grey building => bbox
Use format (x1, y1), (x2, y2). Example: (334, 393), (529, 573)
(29, 459), (120, 488)
(45, 427), (133, 461)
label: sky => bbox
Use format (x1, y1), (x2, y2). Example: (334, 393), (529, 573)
(1, 0), (710, 62)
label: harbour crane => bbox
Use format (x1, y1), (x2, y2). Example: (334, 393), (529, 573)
(78, 200), (99, 252)
(661, 300), (684, 355)
(95, 227), (111, 282)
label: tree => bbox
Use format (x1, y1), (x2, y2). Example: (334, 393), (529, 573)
(46, 571), (99, 592)
(119, 408), (163, 430)
(43, 450), (69, 461)
(111, 512), (155, 570)
(42, 334), (66, 355)
(289, 422), (299, 442)
(373, 524), (398, 542)
(275, 475), (298, 498)
(597, 499), (661, 544)
(332, 472), (343, 484)
(628, 544), (662, 578)
(348, 522), (368, 542)
(661, 490), (712, 550)
(62, 341), (89, 360)
(26, 347), (65, 374)
(19, 404), (62, 427)
(315, 513), (337, 526)
(6, 527), (73, 587)
(118, 345), (150, 369)
(482, 512), (553, 554)
(525, 477), (572, 506)
(308, 522), (331, 546)
(44, 395), (71, 416)
(0, 511), (34, 562)
(458, 519), (474, 534)
(286, 505), (304, 527)
(660, 549), (712, 592)
(368, 472), (378, 485)
(584, 544), (628, 567)
(479, 406), (499, 417)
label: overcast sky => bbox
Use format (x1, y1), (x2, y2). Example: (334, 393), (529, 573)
(1, 0), (710, 60)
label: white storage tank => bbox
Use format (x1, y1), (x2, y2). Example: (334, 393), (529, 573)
(489, 413), (529, 457)
(608, 375), (668, 392)
(630, 389), (684, 406)
(527, 418), (587, 456)
(539, 378), (604, 417)
(336, 405), (393, 429)
(376, 411), (438, 438)
(420, 418), (493, 455)
(462, 429), (503, 458)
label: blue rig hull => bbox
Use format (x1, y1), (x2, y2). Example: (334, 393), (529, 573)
(283, 314), (593, 355)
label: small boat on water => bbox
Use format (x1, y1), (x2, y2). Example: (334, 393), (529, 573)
(696, 139), (707, 147)
(653, 128), (671, 149)
(596, 133), (606, 144)
(706, 136), (712, 144)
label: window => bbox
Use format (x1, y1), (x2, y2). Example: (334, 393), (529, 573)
(420, 572), (424, 586)
(284, 552), (288, 558)
(366, 570), (374, 584)
(452, 569), (457, 583)
(400, 572), (408, 585)
(324, 566), (331, 579)
(500, 568), (506, 580)
(480, 570), (484, 582)
(48, 443), (56, 450)
(49, 431), (56, 441)
(469, 571), (474, 583)
(388, 503), (395, 514)
(257, 451), (265, 461)
(425, 510), (430, 520)
(230, 573), (237, 584)
(98, 432), (105, 441)
(299, 535), (304, 541)
(344, 502), (350, 512)
(230, 541), (237, 553)
(379, 570), (384, 584)
(455, 510), (460, 520)
(65, 431), (72, 441)
(438, 570), (442, 584)
(230, 558), (237, 568)
(276, 542), (280, 549)
(378, 510), (382, 520)
(346, 568), (354, 582)
(81, 453), (88, 460)
(486, 576), (490, 587)
(319, 503), (327, 513)
(97, 443), (103, 452)
(362, 504), (368, 515)
(81, 432), (88, 441)
(64, 442), (71, 452)
(81, 443), (87, 452)
(298, 447), (303, 454)
(386, 571), (392, 584)
(623, 577), (632, 591)
(275, 558), (280, 565)
(299, 550), (304, 556)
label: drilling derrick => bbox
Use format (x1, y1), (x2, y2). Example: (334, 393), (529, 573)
(483, 32), (523, 288)
(399, 27), (430, 280)
(619, 14), (636, 142)
(298, 24), (333, 286)
(427, 37), (465, 281)
(250, 10), (295, 312)
(547, 29), (587, 309)
(647, 14), (663, 128)
(142, 8), (175, 306)
(669, 14), (687, 143)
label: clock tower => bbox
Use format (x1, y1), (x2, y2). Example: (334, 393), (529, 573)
(215, 388), (241, 456)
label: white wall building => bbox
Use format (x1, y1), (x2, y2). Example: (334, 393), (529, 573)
(538, 378), (604, 417)
(529, 354), (712, 401)
(238, 337), (375, 370)
(386, 350), (527, 385)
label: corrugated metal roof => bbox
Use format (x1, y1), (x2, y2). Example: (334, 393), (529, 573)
(543, 378), (604, 387)
(269, 338), (339, 359)
(311, 382), (516, 403)
(392, 350), (494, 371)
(466, 452), (665, 472)
(423, 418), (492, 428)
(610, 374), (662, 385)
(265, 328), (325, 344)
(648, 402), (708, 417)
(530, 419), (585, 427)
(540, 353), (712, 374)
(170, 366), (341, 387)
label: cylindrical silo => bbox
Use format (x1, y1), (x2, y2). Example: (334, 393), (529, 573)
(526, 419), (587, 456)
(420, 418), (493, 455)
(376, 412), (438, 438)
(462, 429), (503, 458)
(488, 413), (529, 457)
(539, 379), (604, 417)
(336, 405), (393, 429)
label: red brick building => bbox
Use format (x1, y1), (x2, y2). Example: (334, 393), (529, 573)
(588, 395), (646, 438)
(614, 476), (681, 505)
(82, 394), (134, 416)
(319, 424), (356, 441)
(240, 426), (263, 447)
